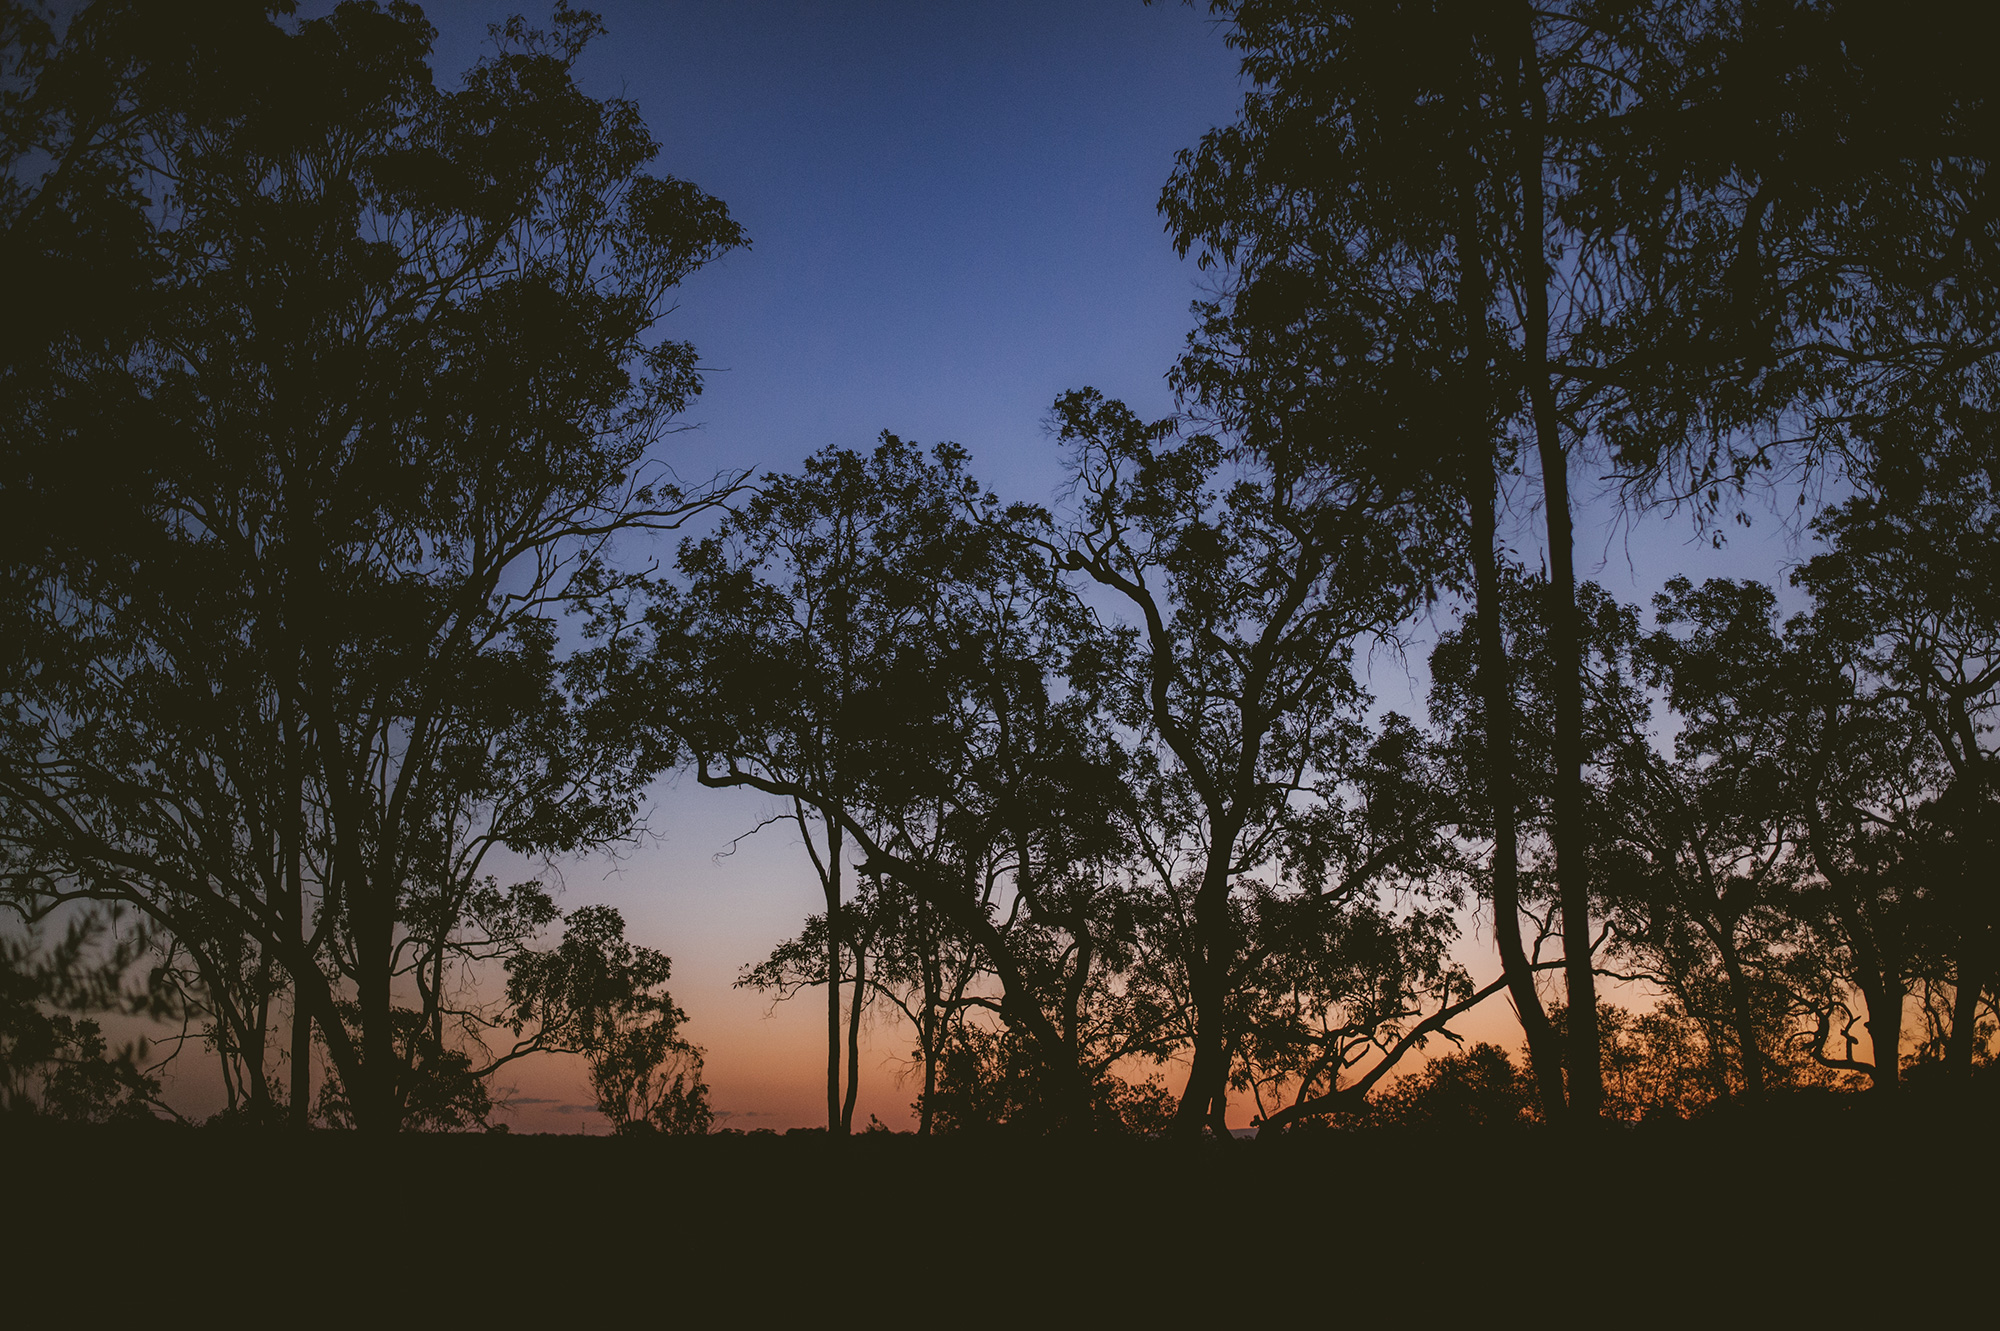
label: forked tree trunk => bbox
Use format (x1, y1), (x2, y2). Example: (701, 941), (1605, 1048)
(1173, 818), (1245, 1138)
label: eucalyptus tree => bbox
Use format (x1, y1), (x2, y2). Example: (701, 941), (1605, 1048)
(505, 904), (711, 1135)
(1797, 450), (2000, 1080)
(1152, 0), (1999, 1125)
(0, 1), (744, 1130)
(1221, 716), (1529, 1136)
(1618, 576), (1943, 1093)
(1042, 388), (1452, 1135)
(1157, 0), (1696, 1119)
(1607, 578), (1810, 1105)
(638, 434), (1131, 1129)
(1586, 1), (2000, 498)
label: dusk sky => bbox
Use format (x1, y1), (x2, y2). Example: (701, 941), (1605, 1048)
(212, 0), (1820, 1132)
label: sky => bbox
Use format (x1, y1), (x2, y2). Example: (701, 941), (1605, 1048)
(420, 0), (1255, 1133)
(152, 0), (1826, 1131)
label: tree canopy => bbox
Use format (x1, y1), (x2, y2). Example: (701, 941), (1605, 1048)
(2, 0), (1994, 1162)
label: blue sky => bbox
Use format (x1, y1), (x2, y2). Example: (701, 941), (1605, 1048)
(429, 0), (1247, 501)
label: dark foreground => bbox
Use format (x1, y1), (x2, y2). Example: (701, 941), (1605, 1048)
(6, 1112), (1992, 1319)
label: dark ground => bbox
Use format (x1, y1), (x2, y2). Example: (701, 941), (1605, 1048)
(4, 1111), (1991, 1321)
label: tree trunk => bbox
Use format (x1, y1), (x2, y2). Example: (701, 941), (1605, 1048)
(1173, 834), (1241, 1138)
(1518, 13), (1600, 1123)
(825, 819), (844, 1135)
(918, 891), (937, 1137)
(1460, 179), (1565, 1123)
(243, 982), (272, 1116)
(1861, 972), (1904, 1093)
(1945, 942), (1987, 1079)
(1944, 803), (1991, 1080)
(841, 925), (864, 1133)
(282, 554), (310, 1129)
(1207, 1039), (1237, 1138)
(356, 876), (397, 1134)
(1473, 463), (1567, 1122)
(1713, 927), (1766, 1104)
(291, 1003), (312, 1126)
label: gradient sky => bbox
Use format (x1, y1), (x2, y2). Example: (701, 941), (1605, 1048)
(171, 1), (1822, 1132)
(430, 0), (1254, 1132)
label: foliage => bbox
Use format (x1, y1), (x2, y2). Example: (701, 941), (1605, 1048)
(507, 905), (711, 1135)
(1361, 1043), (1537, 1131)
(1, 916), (165, 1122)
(0, 0), (739, 1130)
(3, 0), (1998, 1143)
(915, 1024), (1178, 1137)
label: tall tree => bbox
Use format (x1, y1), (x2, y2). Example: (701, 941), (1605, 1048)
(636, 435), (1129, 1129)
(1799, 447), (2000, 1081)
(1043, 388), (1442, 1134)
(0, 1), (744, 1131)
(1161, 0), (1652, 1119)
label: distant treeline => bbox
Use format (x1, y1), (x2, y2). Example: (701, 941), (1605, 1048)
(2, 1), (1995, 1137)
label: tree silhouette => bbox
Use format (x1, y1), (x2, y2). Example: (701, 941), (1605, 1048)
(0, 1), (741, 1131)
(1043, 388), (1462, 1134)
(507, 904), (711, 1134)
(635, 434), (1132, 1128)
(1801, 447), (2000, 1081)
(1159, 0), (1656, 1120)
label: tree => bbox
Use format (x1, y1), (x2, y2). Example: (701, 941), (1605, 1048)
(1799, 447), (2000, 1081)
(1043, 388), (1464, 1135)
(506, 904), (711, 1135)
(0, 1), (744, 1131)
(636, 434), (1130, 1129)
(1610, 578), (1810, 1106)
(1158, 0), (1686, 1121)
(1633, 577), (1945, 1094)
(0, 908), (171, 1122)
(1360, 1042), (1536, 1131)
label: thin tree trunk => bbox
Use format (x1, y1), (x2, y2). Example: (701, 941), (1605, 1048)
(918, 891), (937, 1137)
(1473, 462), (1567, 1122)
(841, 923), (865, 1133)
(357, 883), (396, 1134)
(825, 819), (844, 1135)
(281, 601), (312, 1127)
(1518, 11), (1600, 1122)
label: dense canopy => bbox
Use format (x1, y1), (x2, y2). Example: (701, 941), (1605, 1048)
(3, 0), (1994, 1165)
